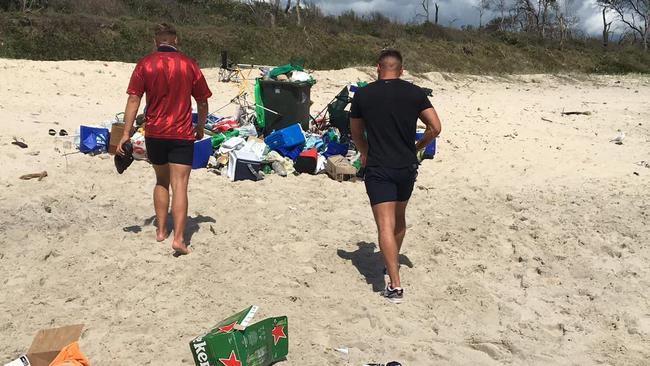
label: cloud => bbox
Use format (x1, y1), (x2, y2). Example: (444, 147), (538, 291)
(578, 0), (605, 35)
(310, 0), (485, 26)
(301, 0), (606, 34)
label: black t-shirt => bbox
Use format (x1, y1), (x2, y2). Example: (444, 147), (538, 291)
(350, 79), (433, 168)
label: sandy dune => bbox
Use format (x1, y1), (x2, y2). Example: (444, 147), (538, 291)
(0, 58), (649, 365)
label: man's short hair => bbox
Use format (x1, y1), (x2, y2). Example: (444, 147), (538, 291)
(377, 49), (403, 70)
(155, 23), (177, 42)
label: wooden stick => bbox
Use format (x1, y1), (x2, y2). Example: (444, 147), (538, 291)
(19, 171), (48, 181)
(561, 111), (591, 116)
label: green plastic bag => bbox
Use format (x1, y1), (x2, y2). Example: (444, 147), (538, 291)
(255, 79), (266, 129)
(269, 63), (305, 79)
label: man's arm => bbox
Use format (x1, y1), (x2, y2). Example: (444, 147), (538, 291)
(415, 107), (442, 152)
(350, 117), (368, 166)
(195, 100), (209, 140)
(116, 94), (142, 156)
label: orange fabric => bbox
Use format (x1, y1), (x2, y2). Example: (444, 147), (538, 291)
(49, 342), (90, 366)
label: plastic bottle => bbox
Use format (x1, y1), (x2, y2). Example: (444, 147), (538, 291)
(211, 130), (240, 149)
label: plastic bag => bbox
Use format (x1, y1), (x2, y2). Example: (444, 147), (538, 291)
(236, 124), (258, 138)
(290, 71), (312, 83)
(130, 132), (147, 160)
(49, 342), (90, 366)
(240, 138), (267, 161)
(218, 136), (246, 154)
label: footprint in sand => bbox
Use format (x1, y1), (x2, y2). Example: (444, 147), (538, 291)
(468, 339), (514, 362)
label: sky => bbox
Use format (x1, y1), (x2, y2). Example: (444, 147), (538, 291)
(301, 0), (608, 36)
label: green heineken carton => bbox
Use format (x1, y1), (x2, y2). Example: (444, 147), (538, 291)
(189, 305), (289, 366)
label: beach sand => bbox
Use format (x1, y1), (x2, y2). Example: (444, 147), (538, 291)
(0, 58), (649, 365)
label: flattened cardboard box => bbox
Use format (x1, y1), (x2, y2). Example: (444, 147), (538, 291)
(4, 324), (83, 366)
(108, 123), (125, 155)
(189, 306), (288, 366)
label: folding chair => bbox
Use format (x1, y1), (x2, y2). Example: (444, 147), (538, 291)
(218, 51), (240, 83)
(311, 86), (353, 142)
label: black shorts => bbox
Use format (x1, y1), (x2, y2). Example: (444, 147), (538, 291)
(145, 137), (194, 166)
(364, 164), (418, 206)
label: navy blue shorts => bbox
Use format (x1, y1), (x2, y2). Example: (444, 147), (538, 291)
(364, 164), (418, 206)
(145, 138), (194, 166)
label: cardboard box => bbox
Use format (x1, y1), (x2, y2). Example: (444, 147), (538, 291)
(108, 123), (125, 155)
(189, 306), (288, 366)
(326, 155), (358, 182)
(4, 325), (84, 366)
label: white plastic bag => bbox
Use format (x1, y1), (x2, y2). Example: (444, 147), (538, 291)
(240, 139), (267, 161)
(236, 124), (258, 138)
(291, 71), (312, 82)
(131, 132), (147, 160)
(218, 136), (245, 154)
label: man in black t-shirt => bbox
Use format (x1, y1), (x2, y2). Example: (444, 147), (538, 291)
(350, 49), (442, 304)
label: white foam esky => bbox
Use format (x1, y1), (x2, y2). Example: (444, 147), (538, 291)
(287, 0), (613, 36)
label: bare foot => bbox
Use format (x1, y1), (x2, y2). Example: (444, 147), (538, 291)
(156, 230), (169, 242)
(172, 241), (191, 255)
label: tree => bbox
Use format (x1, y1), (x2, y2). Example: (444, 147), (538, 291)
(283, 0), (302, 25)
(296, 0), (301, 25)
(602, 6), (614, 46)
(599, 0), (649, 51)
(512, 0), (559, 38)
(0, 0), (47, 12)
(513, 0), (540, 34)
(434, 2), (440, 24)
(553, 0), (579, 47)
(475, 0), (491, 28)
(490, 0), (510, 30)
(417, 0), (439, 24)
(242, 0), (269, 26)
(418, 0), (431, 23)
(539, 0), (558, 38)
(269, 0), (280, 28)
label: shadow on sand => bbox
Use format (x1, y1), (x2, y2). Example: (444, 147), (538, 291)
(123, 214), (216, 244)
(337, 241), (413, 292)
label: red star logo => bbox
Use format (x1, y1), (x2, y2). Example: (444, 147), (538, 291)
(219, 351), (241, 366)
(271, 325), (287, 345)
(217, 322), (236, 333)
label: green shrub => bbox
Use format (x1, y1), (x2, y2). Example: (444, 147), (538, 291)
(0, 0), (648, 74)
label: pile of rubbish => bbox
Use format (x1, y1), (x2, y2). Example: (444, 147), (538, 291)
(71, 112), (363, 183)
(71, 70), (435, 182)
(72, 78), (374, 183)
(205, 121), (362, 182)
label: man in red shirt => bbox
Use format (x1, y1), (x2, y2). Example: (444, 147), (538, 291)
(117, 23), (212, 255)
